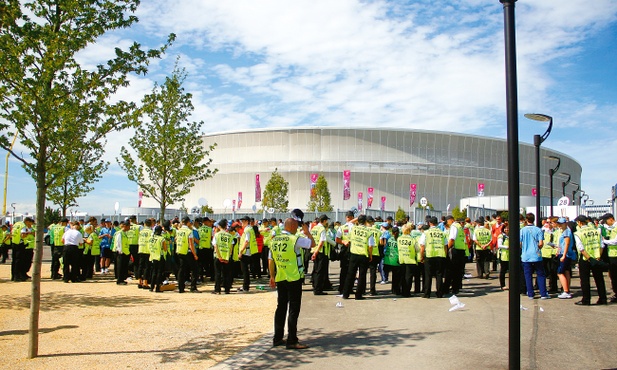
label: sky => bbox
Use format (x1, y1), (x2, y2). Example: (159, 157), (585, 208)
(3, 0), (617, 217)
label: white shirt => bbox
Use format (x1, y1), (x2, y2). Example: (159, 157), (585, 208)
(63, 229), (84, 246)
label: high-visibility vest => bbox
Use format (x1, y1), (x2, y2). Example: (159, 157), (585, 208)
(149, 235), (165, 261)
(138, 228), (153, 254)
(270, 233), (303, 282)
(575, 226), (602, 261)
(198, 226), (213, 249)
(474, 227), (491, 250)
(397, 234), (417, 264)
(215, 231), (234, 261)
(498, 234), (509, 262)
(424, 227), (446, 258)
(310, 224), (329, 255)
(350, 225), (370, 257)
(175, 226), (192, 255)
(128, 224), (141, 245)
(608, 227), (617, 258)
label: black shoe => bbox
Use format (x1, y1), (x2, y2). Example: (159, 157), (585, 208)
(422, 294), (430, 299)
(211, 291), (221, 295)
(574, 300), (590, 306)
(355, 296), (366, 300)
(369, 292), (377, 296)
(273, 339), (286, 347)
(286, 342), (309, 350)
(610, 296), (617, 303)
(314, 291), (328, 296)
(116, 281), (127, 285)
(190, 289), (201, 293)
(595, 300), (607, 305)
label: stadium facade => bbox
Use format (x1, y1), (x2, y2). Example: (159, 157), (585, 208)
(142, 127), (582, 215)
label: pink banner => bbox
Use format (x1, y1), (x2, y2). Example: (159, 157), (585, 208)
(380, 196), (386, 211)
(237, 192), (243, 209)
(367, 187), (374, 208)
(310, 173), (318, 198)
(410, 184), (417, 206)
(477, 183), (485, 197)
(232, 199), (236, 212)
(343, 170), (351, 200)
(255, 174), (262, 202)
(531, 188), (537, 197)
(138, 190), (143, 208)
(358, 192), (363, 211)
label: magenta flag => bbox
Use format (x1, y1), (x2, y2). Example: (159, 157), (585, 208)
(232, 200), (236, 212)
(367, 187), (374, 208)
(238, 192), (243, 209)
(410, 184), (417, 206)
(310, 173), (318, 198)
(255, 174), (262, 202)
(343, 170), (351, 200)
(358, 192), (363, 211)
(380, 196), (386, 211)
(477, 183), (485, 197)
(532, 188), (537, 197)
(138, 190), (143, 207)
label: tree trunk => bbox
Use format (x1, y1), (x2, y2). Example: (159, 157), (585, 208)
(28, 157), (47, 358)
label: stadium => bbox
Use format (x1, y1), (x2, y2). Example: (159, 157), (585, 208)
(141, 127), (582, 217)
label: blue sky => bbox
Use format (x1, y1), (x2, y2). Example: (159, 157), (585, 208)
(3, 0), (617, 217)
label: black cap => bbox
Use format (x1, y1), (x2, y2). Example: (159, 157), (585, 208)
(366, 215), (375, 223)
(240, 216), (251, 221)
(346, 211), (354, 218)
(319, 215), (330, 222)
(600, 213), (614, 221)
(218, 218), (228, 229)
(182, 216), (191, 224)
(291, 209), (304, 223)
(392, 226), (399, 233)
(575, 215), (588, 223)
(386, 216), (393, 221)
(445, 215), (454, 221)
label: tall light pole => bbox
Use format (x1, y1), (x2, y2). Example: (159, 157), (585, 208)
(570, 182), (580, 210)
(545, 155), (560, 216)
(559, 172), (571, 197)
(524, 113), (553, 226)
(499, 1), (521, 368)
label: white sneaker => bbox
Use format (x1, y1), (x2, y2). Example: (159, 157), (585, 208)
(380, 281), (387, 285)
(558, 292), (572, 299)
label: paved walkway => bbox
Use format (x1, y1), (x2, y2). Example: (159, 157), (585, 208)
(215, 263), (617, 370)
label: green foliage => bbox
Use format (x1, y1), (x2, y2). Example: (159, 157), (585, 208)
(43, 207), (61, 227)
(306, 174), (333, 212)
(0, 1), (173, 357)
(202, 205), (214, 214)
(395, 206), (407, 224)
(118, 60), (217, 222)
(262, 168), (289, 213)
(452, 206), (467, 220)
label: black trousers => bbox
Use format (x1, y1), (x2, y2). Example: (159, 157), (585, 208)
(22, 248), (33, 278)
(401, 263), (418, 297)
(424, 257), (445, 298)
(476, 249), (491, 277)
(343, 253), (369, 299)
(313, 252), (329, 293)
(368, 255), (382, 294)
(338, 247), (350, 293)
(384, 264), (402, 295)
(273, 279), (303, 345)
(543, 257), (558, 292)
(449, 249), (467, 294)
(609, 256), (617, 296)
(129, 244), (139, 275)
(578, 258), (607, 304)
(150, 258), (165, 291)
(116, 253), (130, 283)
(177, 253), (198, 292)
(63, 245), (80, 282)
(261, 245), (270, 274)
(214, 258), (233, 293)
(240, 255), (251, 290)
(0, 243), (9, 263)
(138, 253), (151, 281)
(251, 252), (262, 278)
(499, 260), (510, 288)
(51, 245), (63, 278)
(414, 262), (424, 294)
(82, 253), (95, 280)
(11, 243), (25, 280)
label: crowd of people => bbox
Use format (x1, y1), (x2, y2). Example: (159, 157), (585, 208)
(2, 210), (616, 306)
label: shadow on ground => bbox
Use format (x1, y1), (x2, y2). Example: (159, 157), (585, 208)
(0, 325), (79, 337)
(243, 326), (445, 369)
(0, 291), (163, 311)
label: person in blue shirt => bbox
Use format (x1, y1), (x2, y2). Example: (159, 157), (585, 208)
(555, 217), (576, 299)
(520, 213), (549, 299)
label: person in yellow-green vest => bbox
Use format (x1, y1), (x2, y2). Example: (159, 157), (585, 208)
(335, 211), (355, 295)
(269, 210), (314, 350)
(196, 217), (214, 282)
(15, 217), (36, 282)
(366, 216), (383, 296)
(137, 218), (154, 289)
(238, 216), (257, 293)
(149, 225), (168, 293)
(212, 219), (235, 294)
(382, 225), (401, 295)
(497, 223), (510, 290)
(599, 213), (617, 303)
(419, 217), (446, 299)
(473, 218), (492, 279)
(310, 215), (331, 296)
(398, 224), (418, 297)
(542, 218), (559, 293)
(127, 215), (142, 278)
(443, 216), (469, 295)
(82, 220), (101, 280)
(49, 218), (69, 280)
(573, 215), (607, 305)
(0, 224), (10, 264)
(342, 214), (375, 300)
(114, 221), (131, 285)
(176, 216), (200, 293)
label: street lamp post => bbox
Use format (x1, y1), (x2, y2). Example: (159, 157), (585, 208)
(571, 182), (580, 212)
(560, 172), (571, 197)
(524, 113), (553, 226)
(546, 155), (560, 217)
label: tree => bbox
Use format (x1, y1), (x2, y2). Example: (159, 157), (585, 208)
(0, 1), (172, 358)
(46, 152), (108, 217)
(43, 206), (61, 228)
(452, 206), (467, 220)
(201, 205), (214, 214)
(262, 168), (289, 212)
(395, 206), (407, 224)
(306, 174), (333, 212)
(118, 61), (217, 223)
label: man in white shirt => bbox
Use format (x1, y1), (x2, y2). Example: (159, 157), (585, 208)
(62, 221), (84, 283)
